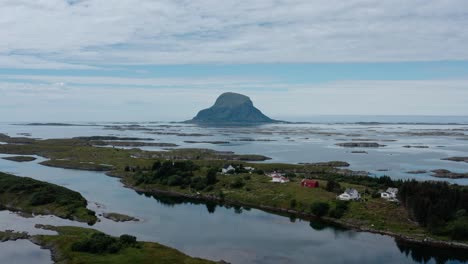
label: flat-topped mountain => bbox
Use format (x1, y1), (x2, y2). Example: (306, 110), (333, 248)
(190, 92), (276, 124)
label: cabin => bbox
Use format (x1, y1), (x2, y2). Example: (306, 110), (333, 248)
(301, 179), (319, 188)
(381, 187), (398, 201)
(271, 175), (290, 183)
(221, 165), (235, 174)
(338, 188), (360, 201)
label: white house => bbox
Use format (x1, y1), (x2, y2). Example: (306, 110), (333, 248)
(381, 188), (398, 201)
(338, 188), (361, 201)
(244, 166), (255, 173)
(221, 165), (235, 174)
(271, 176), (290, 183)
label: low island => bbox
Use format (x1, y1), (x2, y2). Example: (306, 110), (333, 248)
(0, 172), (97, 224)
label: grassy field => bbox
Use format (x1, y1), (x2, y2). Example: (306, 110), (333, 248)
(0, 172), (97, 224)
(32, 226), (215, 264)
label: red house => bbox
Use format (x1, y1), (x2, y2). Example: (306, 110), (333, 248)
(301, 179), (319, 188)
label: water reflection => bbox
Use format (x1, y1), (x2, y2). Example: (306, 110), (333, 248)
(146, 192), (468, 264)
(0, 240), (52, 264)
(396, 239), (468, 264)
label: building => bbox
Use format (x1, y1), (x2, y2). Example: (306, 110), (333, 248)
(301, 179), (319, 188)
(271, 175), (290, 183)
(244, 166), (255, 171)
(221, 164), (235, 174)
(338, 188), (360, 201)
(381, 188), (398, 201)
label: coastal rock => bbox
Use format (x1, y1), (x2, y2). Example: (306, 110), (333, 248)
(403, 145), (429, 149)
(406, 170), (427, 174)
(336, 142), (386, 148)
(190, 92), (276, 124)
(442, 157), (468, 163)
(431, 169), (468, 179)
(103, 212), (139, 222)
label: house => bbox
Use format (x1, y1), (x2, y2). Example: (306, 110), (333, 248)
(301, 179), (319, 188)
(338, 188), (361, 201)
(221, 165), (235, 174)
(244, 166), (255, 171)
(381, 188), (398, 201)
(271, 176), (290, 183)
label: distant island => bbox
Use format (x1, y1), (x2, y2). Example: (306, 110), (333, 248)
(189, 92), (278, 124)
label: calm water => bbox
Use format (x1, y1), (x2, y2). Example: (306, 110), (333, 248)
(1, 120), (468, 263)
(1, 121), (467, 184)
(0, 154), (467, 264)
(0, 240), (52, 264)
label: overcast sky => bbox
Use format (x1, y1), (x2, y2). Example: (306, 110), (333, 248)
(1, 0), (468, 121)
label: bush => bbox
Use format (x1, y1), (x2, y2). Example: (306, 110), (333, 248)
(254, 169), (264, 175)
(71, 233), (119, 254)
(119, 234), (137, 246)
(167, 175), (183, 186)
(290, 199), (297, 208)
(206, 168), (218, 185)
(230, 178), (244, 189)
(29, 190), (56, 206)
(325, 180), (341, 193)
(311, 202), (330, 217)
(450, 220), (468, 240)
(329, 201), (349, 219)
(71, 233), (138, 254)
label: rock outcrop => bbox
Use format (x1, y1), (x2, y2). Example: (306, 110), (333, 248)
(190, 92), (275, 124)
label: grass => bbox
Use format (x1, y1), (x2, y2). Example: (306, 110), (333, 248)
(0, 172), (97, 224)
(0, 134), (466, 245)
(0, 230), (29, 242)
(32, 226), (215, 264)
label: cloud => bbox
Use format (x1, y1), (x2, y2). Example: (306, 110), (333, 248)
(1, 78), (467, 122)
(1, 0), (468, 68)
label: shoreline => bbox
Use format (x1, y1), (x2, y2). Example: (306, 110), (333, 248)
(121, 180), (468, 251)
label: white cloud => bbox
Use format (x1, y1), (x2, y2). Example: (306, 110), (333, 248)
(1, 0), (468, 67)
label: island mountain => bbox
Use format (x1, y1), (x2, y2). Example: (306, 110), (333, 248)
(190, 92), (276, 124)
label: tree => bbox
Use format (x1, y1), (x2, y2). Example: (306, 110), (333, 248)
(325, 180), (341, 193)
(206, 168), (218, 185)
(311, 202), (330, 217)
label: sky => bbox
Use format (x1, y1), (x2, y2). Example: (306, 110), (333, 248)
(1, 0), (468, 122)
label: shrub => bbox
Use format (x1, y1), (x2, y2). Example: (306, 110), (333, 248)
(325, 180), (341, 193)
(230, 178), (244, 189)
(167, 175), (183, 186)
(311, 202), (330, 217)
(290, 199), (297, 208)
(206, 168), (218, 185)
(71, 233), (138, 254)
(450, 220), (468, 240)
(329, 201), (349, 219)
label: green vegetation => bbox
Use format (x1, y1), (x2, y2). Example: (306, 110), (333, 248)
(0, 134), (467, 246)
(71, 232), (138, 254)
(399, 180), (468, 240)
(0, 172), (97, 224)
(32, 226), (214, 264)
(1, 156), (37, 162)
(0, 230), (29, 242)
(310, 202), (330, 217)
(103, 212), (139, 222)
